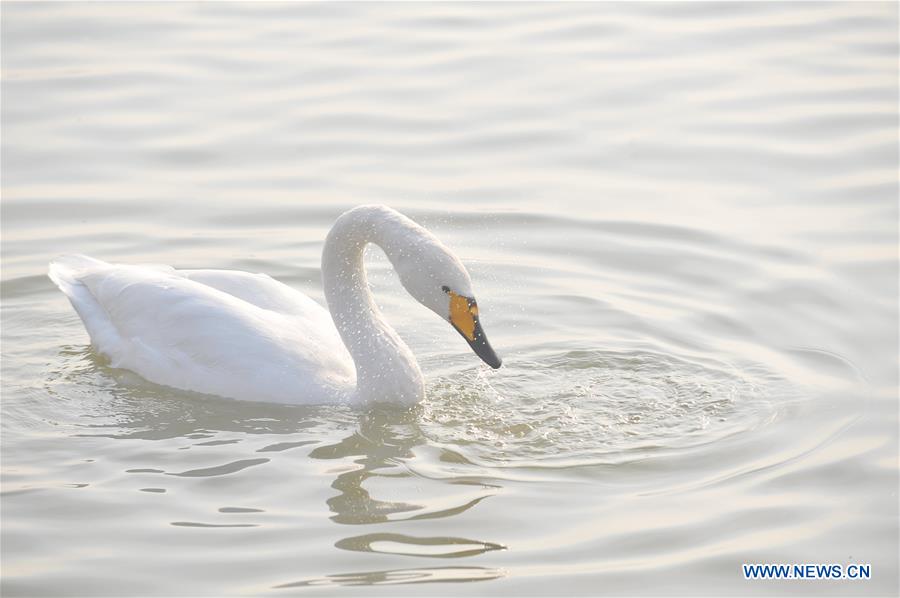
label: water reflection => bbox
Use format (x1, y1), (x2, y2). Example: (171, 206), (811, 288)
(168, 458), (270, 477)
(309, 407), (500, 526)
(336, 532), (505, 558)
(63, 360), (507, 582)
(273, 566), (505, 588)
(311, 407), (421, 524)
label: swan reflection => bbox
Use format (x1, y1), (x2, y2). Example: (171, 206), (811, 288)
(64, 358), (506, 587)
(309, 406), (500, 526)
(273, 565), (505, 588)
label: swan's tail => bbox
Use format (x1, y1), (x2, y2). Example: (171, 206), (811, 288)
(48, 254), (121, 354)
(48, 254), (108, 293)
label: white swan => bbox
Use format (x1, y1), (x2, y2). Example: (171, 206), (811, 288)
(48, 205), (501, 406)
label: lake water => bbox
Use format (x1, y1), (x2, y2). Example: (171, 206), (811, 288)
(2, 2), (898, 596)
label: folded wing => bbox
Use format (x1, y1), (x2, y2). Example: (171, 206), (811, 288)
(48, 255), (354, 404)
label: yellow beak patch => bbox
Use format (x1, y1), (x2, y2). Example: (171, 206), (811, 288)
(448, 290), (479, 341)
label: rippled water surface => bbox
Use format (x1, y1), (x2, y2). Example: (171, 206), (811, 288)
(2, 2), (898, 596)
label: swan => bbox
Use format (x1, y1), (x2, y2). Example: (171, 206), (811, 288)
(48, 205), (501, 406)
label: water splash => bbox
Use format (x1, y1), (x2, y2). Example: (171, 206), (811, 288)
(421, 349), (787, 466)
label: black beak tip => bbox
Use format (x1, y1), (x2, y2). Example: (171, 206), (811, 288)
(473, 346), (502, 369)
(453, 314), (502, 369)
(469, 332), (502, 369)
(486, 354), (502, 369)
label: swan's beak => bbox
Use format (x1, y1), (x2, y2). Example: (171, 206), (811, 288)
(463, 315), (502, 369)
(448, 292), (502, 369)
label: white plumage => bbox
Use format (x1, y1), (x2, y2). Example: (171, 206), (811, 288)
(49, 205), (501, 406)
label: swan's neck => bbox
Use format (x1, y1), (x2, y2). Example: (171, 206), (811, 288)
(321, 206), (424, 405)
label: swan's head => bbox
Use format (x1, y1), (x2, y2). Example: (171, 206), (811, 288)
(389, 233), (502, 369)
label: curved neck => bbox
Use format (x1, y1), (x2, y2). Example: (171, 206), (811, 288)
(321, 206), (424, 405)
